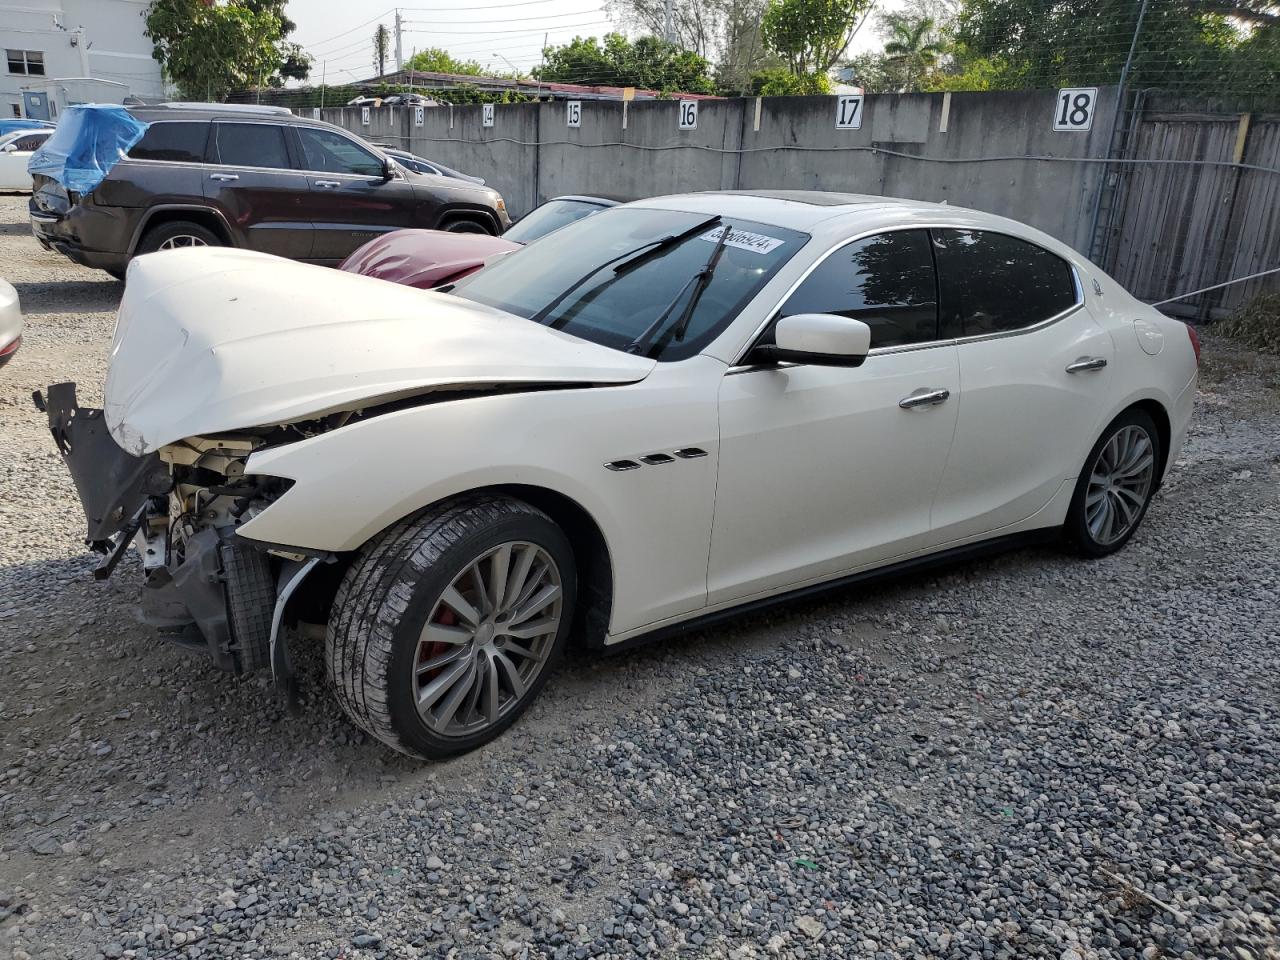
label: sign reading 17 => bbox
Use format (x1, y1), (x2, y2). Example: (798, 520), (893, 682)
(835, 95), (863, 130)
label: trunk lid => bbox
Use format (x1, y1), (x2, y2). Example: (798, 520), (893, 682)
(105, 247), (656, 455)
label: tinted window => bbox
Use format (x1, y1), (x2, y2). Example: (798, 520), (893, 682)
(778, 230), (938, 348)
(128, 122), (208, 163)
(296, 127), (382, 177)
(13, 132), (49, 151)
(504, 199), (608, 245)
(933, 229), (1078, 337)
(212, 122), (291, 169)
(452, 209), (806, 361)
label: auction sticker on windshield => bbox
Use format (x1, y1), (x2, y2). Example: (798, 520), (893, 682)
(700, 227), (785, 255)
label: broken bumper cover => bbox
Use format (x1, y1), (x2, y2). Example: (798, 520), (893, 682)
(36, 384), (239, 672)
(37, 382), (170, 554)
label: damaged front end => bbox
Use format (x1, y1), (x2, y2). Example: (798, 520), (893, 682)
(36, 382), (318, 680)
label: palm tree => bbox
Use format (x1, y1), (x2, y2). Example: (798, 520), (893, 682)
(373, 24), (391, 78)
(883, 15), (944, 91)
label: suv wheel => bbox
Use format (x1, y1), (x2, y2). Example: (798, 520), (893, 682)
(137, 220), (222, 255)
(442, 218), (492, 235)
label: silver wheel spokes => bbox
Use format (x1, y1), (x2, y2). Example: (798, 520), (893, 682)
(158, 234), (207, 250)
(414, 541), (562, 737)
(1085, 424), (1154, 545)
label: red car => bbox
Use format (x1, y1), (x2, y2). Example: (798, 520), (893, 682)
(339, 195), (623, 289)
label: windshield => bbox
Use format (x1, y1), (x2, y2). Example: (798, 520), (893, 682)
(504, 199), (610, 245)
(451, 207), (806, 360)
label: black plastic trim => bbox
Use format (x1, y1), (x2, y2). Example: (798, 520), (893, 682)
(591, 529), (1057, 653)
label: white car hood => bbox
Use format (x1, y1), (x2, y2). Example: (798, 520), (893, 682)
(105, 248), (656, 455)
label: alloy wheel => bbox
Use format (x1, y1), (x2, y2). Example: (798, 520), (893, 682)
(414, 541), (562, 737)
(157, 234), (208, 250)
(1085, 424), (1155, 546)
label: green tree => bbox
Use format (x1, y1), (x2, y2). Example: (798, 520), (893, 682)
(749, 66), (832, 92)
(535, 34), (717, 92)
(761, 0), (874, 76)
(883, 14), (946, 89)
(372, 24), (390, 77)
(950, 0), (1277, 96)
(405, 47), (486, 76)
(233, 0), (309, 83)
(144, 0), (288, 100)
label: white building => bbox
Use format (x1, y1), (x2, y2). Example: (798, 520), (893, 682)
(2, 0), (166, 120)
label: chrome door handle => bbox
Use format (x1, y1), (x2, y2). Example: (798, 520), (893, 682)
(1065, 357), (1108, 373)
(209, 173), (239, 182)
(898, 388), (950, 409)
(314, 179), (341, 188)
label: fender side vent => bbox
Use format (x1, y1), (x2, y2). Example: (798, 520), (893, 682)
(604, 459), (641, 472)
(673, 447), (708, 459)
(639, 453), (675, 465)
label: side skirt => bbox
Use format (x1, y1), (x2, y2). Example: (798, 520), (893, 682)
(596, 528), (1059, 655)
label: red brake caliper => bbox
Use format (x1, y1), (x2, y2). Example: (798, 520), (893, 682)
(419, 606), (458, 681)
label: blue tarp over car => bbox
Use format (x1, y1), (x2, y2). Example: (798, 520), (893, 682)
(27, 104), (148, 195)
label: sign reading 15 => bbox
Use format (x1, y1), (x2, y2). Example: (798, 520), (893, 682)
(567, 101), (581, 127)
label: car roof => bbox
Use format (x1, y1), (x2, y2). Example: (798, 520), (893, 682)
(127, 104), (373, 139)
(0, 127), (52, 140)
(630, 191), (946, 230)
(550, 195), (629, 206)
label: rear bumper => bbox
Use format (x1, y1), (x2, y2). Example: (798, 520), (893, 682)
(29, 205), (129, 273)
(0, 335), (20, 367)
(1165, 371), (1197, 478)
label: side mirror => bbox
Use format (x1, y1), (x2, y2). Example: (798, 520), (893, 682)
(749, 313), (871, 367)
(1, 144), (15, 153)
(382, 156), (397, 180)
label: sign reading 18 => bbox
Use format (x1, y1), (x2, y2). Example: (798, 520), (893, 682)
(1054, 88), (1097, 131)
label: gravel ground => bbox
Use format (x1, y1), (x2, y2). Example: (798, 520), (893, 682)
(0, 192), (1277, 960)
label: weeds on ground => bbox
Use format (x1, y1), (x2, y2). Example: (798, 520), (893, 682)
(1214, 293), (1280, 355)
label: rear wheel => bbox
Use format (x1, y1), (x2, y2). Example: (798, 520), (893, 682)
(136, 220), (222, 255)
(1066, 408), (1161, 557)
(326, 495), (576, 760)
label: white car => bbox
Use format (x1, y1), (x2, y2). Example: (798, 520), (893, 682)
(0, 128), (53, 191)
(40, 191), (1199, 760)
(0, 279), (21, 367)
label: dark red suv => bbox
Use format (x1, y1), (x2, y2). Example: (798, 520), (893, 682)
(29, 104), (510, 279)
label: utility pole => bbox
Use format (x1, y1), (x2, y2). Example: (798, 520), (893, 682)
(663, 0), (673, 42)
(394, 8), (403, 73)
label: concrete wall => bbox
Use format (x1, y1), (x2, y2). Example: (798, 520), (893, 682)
(318, 88), (1121, 255)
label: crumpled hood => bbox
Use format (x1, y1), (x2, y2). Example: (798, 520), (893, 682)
(105, 247), (656, 455)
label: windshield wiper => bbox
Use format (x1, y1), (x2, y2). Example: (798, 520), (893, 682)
(531, 215), (720, 328)
(626, 223), (732, 357)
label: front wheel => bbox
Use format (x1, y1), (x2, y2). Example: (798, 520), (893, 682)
(327, 495), (576, 760)
(1066, 408), (1161, 557)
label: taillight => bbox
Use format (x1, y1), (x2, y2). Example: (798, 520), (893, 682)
(1185, 323), (1201, 365)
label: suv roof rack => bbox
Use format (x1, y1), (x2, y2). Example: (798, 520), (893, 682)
(154, 102), (293, 116)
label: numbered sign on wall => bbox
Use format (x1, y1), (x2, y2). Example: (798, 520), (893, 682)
(483, 103), (494, 127)
(835, 94), (864, 130)
(311, 107), (320, 119)
(1053, 88), (1097, 132)
(567, 100), (581, 128)
(361, 106), (370, 126)
(678, 100), (698, 130)
(414, 105), (424, 127)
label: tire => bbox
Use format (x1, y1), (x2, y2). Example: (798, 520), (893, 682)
(222, 542), (275, 674)
(1065, 408), (1162, 557)
(442, 217), (492, 235)
(135, 220), (222, 255)
(327, 495), (577, 760)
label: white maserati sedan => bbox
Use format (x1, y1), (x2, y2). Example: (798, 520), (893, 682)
(40, 191), (1198, 760)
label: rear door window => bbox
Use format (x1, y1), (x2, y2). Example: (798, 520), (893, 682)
(295, 127), (383, 177)
(932, 229), (1078, 338)
(777, 229), (939, 348)
(211, 122), (292, 170)
(128, 122), (208, 163)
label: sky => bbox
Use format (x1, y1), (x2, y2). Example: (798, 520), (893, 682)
(285, 0), (887, 85)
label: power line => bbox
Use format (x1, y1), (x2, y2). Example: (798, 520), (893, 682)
(300, 8), (396, 51)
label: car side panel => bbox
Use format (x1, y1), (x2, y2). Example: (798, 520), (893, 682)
(238, 358), (725, 635)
